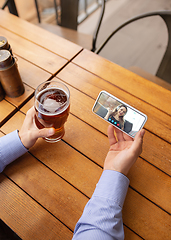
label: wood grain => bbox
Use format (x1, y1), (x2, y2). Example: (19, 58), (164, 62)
(0, 174), (73, 240)
(0, 9), (82, 60)
(3, 152), (88, 231)
(20, 95), (171, 178)
(0, 131), (4, 137)
(124, 227), (143, 240)
(72, 49), (171, 116)
(0, 100), (16, 126)
(0, 26), (68, 75)
(30, 139), (103, 198)
(0, 119), (141, 240)
(2, 137), (171, 239)
(1, 110), (171, 214)
(5, 83), (34, 108)
(56, 63), (171, 143)
(2, 89), (171, 237)
(16, 56), (52, 89)
(123, 188), (171, 240)
(1, 9), (170, 239)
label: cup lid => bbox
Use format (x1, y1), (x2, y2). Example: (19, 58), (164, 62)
(0, 50), (13, 68)
(0, 36), (9, 49)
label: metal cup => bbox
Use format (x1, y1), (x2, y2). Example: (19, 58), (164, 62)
(0, 81), (5, 101)
(0, 50), (13, 68)
(0, 36), (12, 55)
(0, 50), (24, 98)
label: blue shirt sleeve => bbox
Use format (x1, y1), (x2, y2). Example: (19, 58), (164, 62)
(72, 170), (130, 240)
(0, 130), (28, 173)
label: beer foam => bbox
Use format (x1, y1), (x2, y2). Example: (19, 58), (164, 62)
(36, 87), (69, 115)
(43, 98), (61, 113)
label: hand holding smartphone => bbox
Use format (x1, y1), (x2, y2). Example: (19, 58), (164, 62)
(92, 91), (147, 138)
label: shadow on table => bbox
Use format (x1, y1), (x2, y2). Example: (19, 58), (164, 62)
(0, 219), (21, 240)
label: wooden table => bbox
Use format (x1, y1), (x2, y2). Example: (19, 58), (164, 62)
(0, 10), (171, 240)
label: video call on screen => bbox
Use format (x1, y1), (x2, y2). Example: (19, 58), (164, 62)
(93, 92), (146, 137)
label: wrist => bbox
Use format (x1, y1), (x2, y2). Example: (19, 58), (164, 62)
(18, 130), (29, 150)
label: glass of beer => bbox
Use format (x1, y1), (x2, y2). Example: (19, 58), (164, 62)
(34, 80), (70, 143)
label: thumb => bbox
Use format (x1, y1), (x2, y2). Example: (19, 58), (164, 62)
(36, 127), (55, 139)
(131, 129), (145, 157)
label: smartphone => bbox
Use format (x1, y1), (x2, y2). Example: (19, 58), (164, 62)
(92, 91), (147, 138)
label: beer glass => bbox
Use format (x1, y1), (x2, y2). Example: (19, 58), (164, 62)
(34, 80), (70, 143)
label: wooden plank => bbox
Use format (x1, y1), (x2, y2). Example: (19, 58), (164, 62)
(56, 63), (171, 143)
(0, 26), (68, 75)
(5, 83), (34, 108)
(16, 56), (52, 89)
(0, 131), (4, 137)
(63, 86), (171, 176)
(123, 188), (171, 240)
(0, 125), (144, 240)
(1, 55), (51, 109)
(3, 54), (53, 108)
(72, 49), (171, 115)
(1, 110), (171, 214)
(27, 116), (171, 214)
(20, 92), (171, 178)
(65, 118), (171, 214)
(0, 110), (109, 168)
(30, 139), (102, 198)
(1, 118), (171, 239)
(0, 99), (16, 126)
(20, 97), (34, 113)
(1, 110), (171, 239)
(0, 174), (73, 240)
(3, 152), (88, 231)
(0, 111), (28, 134)
(38, 23), (93, 50)
(128, 66), (171, 91)
(124, 227), (142, 240)
(128, 158), (171, 213)
(0, 9), (82, 60)
(3, 54), (52, 108)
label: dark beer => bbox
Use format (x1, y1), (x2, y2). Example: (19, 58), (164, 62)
(35, 87), (70, 142)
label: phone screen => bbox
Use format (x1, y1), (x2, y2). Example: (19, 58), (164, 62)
(92, 91), (147, 138)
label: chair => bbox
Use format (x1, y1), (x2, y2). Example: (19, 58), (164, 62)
(1, 0), (18, 16)
(34, 0), (106, 52)
(95, 11), (171, 86)
(1, 0), (105, 51)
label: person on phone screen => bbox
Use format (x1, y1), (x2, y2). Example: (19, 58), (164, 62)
(0, 107), (145, 240)
(104, 104), (128, 129)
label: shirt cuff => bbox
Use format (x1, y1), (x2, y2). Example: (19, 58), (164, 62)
(0, 130), (28, 172)
(92, 170), (130, 208)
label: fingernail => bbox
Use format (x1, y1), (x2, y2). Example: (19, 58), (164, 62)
(140, 129), (145, 137)
(48, 128), (55, 135)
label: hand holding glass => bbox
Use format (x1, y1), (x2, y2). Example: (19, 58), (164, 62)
(34, 81), (70, 143)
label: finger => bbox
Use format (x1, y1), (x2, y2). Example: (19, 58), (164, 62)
(33, 127), (55, 139)
(26, 106), (35, 117)
(114, 127), (125, 141)
(123, 132), (133, 142)
(107, 125), (117, 146)
(130, 129), (145, 156)
(23, 107), (36, 125)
